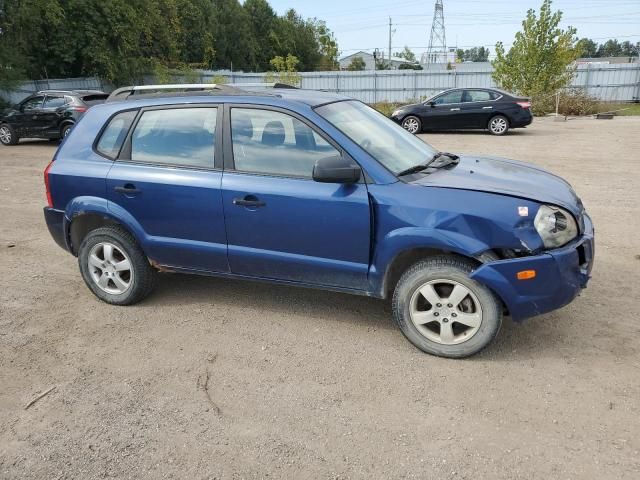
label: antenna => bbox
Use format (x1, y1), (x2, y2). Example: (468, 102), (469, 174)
(422, 0), (447, 65)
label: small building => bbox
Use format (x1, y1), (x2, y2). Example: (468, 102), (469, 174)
(339, 51), (416, 71)
(576, 56), (639, 65)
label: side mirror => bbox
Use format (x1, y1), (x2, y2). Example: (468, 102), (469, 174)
(313, 155), (361, 184)
(428, 101), (436, 108)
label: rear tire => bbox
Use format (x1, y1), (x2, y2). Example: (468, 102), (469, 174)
(61, 123), (74, 139)
(402, 116), (422, 134)
(488, 115), (509, 135)
(392, 256), (502, 358)
(0, 124), (19, 145)
(78, 226), (156, 305)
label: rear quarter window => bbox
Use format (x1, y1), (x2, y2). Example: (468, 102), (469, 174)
(95, 110), (138, 159)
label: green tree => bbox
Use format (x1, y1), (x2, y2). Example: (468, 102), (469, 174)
(395, 46), (416, 63)
(346, 56), (366, 71)
(244, 0), (278, 71)
(265, 54), (302, 86)
(314, 20), (339, 70)
(492, 0), (580, 102)
(576, 38), (598, 58)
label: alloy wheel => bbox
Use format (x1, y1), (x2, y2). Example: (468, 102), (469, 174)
(490, 117), (508, 134)
(88, 242), (133, 295)
(0, 126), (11, 144)
(402, 117), (420, 134)
(409, 279), (483, 345)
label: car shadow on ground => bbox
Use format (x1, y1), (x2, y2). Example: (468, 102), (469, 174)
(143, 271), (577, 360)
(421, 129), (534, 136)
(150, 272), (395, 331)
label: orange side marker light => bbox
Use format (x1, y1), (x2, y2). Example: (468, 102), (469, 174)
(517, 270), (536, 280)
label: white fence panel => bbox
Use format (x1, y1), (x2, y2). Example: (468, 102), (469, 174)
(3, 63), (639, 105)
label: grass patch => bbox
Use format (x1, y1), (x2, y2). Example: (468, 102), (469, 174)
(597, 103), (640, 116)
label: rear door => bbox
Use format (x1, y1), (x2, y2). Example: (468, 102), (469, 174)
(220, 105), (371, 290)
(40, 94), (69, 137)
(421, 90), (465, 130)
(459, 90), (498, 128)
(106, 105), (229, 273)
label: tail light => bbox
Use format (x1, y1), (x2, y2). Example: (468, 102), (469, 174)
(71, 106), (88, 113)
(44, 160), (54, 208)
(517, 101), (531, 109)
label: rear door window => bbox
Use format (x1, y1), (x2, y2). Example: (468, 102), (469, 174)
(465, 90), (493, 102)
(130, 107), (217, 168)
(43, 95), (68, 109)
(96, 110), (137, 159)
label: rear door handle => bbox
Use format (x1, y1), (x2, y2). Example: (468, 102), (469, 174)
(483, 106), (493, 109)
(114, 184), (141, 195)
(450, 108), (461, 111)
(233, 196), (266, 208)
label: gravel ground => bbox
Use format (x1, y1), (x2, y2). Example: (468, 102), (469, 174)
(1, 116), (639, 479)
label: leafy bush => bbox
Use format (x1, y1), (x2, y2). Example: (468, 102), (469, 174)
(533, 89), (599, 116)
(370, 102), (407, 117)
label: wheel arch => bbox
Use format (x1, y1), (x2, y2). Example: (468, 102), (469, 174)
(64, 197), (148, 256)
(380, 247), (482, 299)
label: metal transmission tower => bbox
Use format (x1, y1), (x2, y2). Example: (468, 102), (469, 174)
(422, 0), (447, 65)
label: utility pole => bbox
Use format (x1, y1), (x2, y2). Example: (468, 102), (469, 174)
(388, 17), (392, 69)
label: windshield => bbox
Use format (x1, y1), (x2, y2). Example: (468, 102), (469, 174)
(315, 100), (438, 175)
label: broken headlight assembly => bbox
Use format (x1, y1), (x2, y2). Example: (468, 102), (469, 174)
(534, 205), (578, 249)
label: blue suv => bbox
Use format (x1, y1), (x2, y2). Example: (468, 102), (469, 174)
(43, 84), (594, 358)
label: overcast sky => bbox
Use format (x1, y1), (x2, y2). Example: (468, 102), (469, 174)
(267, 0), (640, 59)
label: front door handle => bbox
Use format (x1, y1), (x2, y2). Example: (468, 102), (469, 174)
(450, 108), (461, 111)
(114, 184), (141, 195)
(483, 106), (493, 110)
(233, 196), (266, 208)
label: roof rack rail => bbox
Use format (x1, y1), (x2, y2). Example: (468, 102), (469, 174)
(106, 83), (239, 102)
(106, 82), (299, 102)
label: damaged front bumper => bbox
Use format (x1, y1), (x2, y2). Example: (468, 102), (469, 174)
(470, 214), (594, 321)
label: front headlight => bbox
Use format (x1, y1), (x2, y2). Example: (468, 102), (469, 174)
(534, 205), (578, 248)
(391, 109), (403, 117)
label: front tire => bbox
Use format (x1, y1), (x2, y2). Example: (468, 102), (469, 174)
(402, 115), (422, 134)
(78, 226), (156, 305)
(392, 256), (502, 358)
(0, 124), (19, 146)
(488, 115), (509, 135)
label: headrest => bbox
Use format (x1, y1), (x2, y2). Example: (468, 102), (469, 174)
(261, 120), (285, 146)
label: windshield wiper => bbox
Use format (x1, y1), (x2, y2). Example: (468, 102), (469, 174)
(396, 152), (460, 177)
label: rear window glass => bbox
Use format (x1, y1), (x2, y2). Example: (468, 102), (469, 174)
(96, 110), (137, 159)
(130, 107), (217, 168)
(81, 94), (109, 106)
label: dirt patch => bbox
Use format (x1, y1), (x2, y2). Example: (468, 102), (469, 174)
(1, 117), (639, 479)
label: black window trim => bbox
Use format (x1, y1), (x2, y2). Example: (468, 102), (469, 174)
(20, 95), (45, 111)
(116, 103), (223, 172)
(92, 108), (140, 161)
(223, 103), (366, 183)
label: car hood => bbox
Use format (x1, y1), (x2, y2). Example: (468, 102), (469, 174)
(409, 154), (584, 216)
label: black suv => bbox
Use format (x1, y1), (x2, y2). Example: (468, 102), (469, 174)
(0, 89), (108, 145)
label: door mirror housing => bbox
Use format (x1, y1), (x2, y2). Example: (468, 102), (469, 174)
(313, 155), (361, 184)
(428, 101), (436, 108)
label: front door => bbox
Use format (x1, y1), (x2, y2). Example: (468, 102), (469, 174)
(106, 105), (229, 272)
(13, 95), (45, 137)
(421, 89), (465, 130)
(221, 106), (371, 290)
(40, 94), (69, 137)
